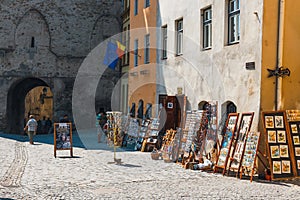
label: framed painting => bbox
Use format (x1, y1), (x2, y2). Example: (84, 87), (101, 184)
(228, 112), (254, 175)
(239, 131), (261, 182)
(262, 111), (295, 180)
(214, 113), (239, 175)
(54, 123), (73, 158)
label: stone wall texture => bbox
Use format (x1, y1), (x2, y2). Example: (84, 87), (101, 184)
(0, 0), (122, 133)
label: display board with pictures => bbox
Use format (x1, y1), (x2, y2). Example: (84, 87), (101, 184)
(146, 118), (160, 137)
(262, 111), (294, 180)
(286, 110), (300, 177)
(140, 119), (151, 138)
(228, 112), (254, 174)
(127, 118), (140, 137)
(205, 101), (218, 143)
(181, 110), (204, 156)
(239, 131), (261, 182)
(54, 123), (73, 158)
(214, 113), (239, 174)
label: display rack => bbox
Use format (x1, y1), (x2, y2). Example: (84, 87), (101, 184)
(214, 113), (239, 175)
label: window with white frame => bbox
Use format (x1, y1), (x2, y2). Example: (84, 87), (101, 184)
(144, 34), (150, 64)
(203, 7), (212, 49)
(228, 0), (240, 44)
(176, 19), (183, 55)
(134, 39), (138, 67)
(145, 0), (150, 8)
(134, 0), (138, 16)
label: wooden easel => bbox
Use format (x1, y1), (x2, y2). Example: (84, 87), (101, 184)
(54, 123), (73, 158)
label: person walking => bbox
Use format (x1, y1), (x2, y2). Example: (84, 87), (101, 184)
(24, 115), (38, 144)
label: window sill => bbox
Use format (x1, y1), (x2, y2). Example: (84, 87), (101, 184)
(227, 41), (239, 46)
(202, 47), (212, 51)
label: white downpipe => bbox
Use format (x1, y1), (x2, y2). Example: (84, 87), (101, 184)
(277, 0), (285, 110)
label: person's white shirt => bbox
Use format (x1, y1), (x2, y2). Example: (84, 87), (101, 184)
(27, 118), (37, 131)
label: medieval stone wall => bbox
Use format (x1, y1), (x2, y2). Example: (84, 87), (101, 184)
(0, 0), (122, 132)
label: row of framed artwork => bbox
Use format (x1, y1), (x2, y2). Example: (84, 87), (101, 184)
(214, 112), (259, 182)
(263, 110), (300, 180)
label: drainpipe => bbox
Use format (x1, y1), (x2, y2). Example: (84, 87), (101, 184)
(275, 0), (285, 110)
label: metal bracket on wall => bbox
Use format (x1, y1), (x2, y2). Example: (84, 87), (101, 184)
(267, 66), (290, 78)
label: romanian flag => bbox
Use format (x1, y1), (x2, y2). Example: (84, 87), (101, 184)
(103, 41), (126, 69)
(116, 41), (126, 58)
(103, 41), (118, 69)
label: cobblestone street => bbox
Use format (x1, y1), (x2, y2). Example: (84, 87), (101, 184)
(0, 133), (299, 200)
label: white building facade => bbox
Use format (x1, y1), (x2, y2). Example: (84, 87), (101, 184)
(156, 0), (263, 130)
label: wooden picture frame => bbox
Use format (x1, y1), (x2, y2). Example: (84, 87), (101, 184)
(54, 123), (73, 158)
(286, 110), (300, 178)
(228, 112), (254, 176)
(239, 131), (261, 182)
(262, 111), (295, 180)
(214, 113), (239, 175)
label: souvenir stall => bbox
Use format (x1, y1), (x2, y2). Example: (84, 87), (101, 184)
(106, 111), (123, 164)
(261, 110), (300, 180)
(123, 117), (140, 150)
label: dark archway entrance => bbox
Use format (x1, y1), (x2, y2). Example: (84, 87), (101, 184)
(7, 78), (50, 134)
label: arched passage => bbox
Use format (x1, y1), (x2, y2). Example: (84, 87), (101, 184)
(7, 78), (51, 134)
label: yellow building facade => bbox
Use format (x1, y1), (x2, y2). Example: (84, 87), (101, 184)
(128, 0), (158, 117)
(261, 0), (300, 112)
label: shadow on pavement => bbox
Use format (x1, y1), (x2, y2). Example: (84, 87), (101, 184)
(0, 131), (85, 149)
(56, 156), (82, 159)
(119, 163), (142, 168)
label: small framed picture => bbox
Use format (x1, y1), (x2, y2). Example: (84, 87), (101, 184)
(167, 102), (173, 109)
(277, 130), (286, 143)
(293, 136), (300, 145)
(297, 160), (300, 169)
(271, 145), (280, 158)
(295, 147), (300, 157)
(273, 161), (281, 174)
(282, 160), (291, 174)
(265, 116), (274, 128)
(291, 124), (298, 134)
(275, 115), (284, 128)
(280, 145), (289, 158)
(268, 130), (277, 143)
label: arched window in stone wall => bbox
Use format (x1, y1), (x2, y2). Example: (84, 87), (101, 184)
(90, 15), (121, 50)
(15, 9), (50, 51)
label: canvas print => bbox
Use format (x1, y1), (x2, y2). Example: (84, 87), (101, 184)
(55, 123), (71, 149)
(282, 160), (291, 174)
(277, 130), (286, 143)
(280, 145), (289, 158)
(295, 147), (300, 157)
(275, 115), (284, 128)
(273, 161), (281, 174)
(291, 124), (298, 134)
(265, 116), (274, 128)
(271, 145), (280, 158)
(268, 130), (276, 143)
(293, 136), (300, 145)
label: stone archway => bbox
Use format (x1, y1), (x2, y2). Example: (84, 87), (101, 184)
(7, 77), (51, 134)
